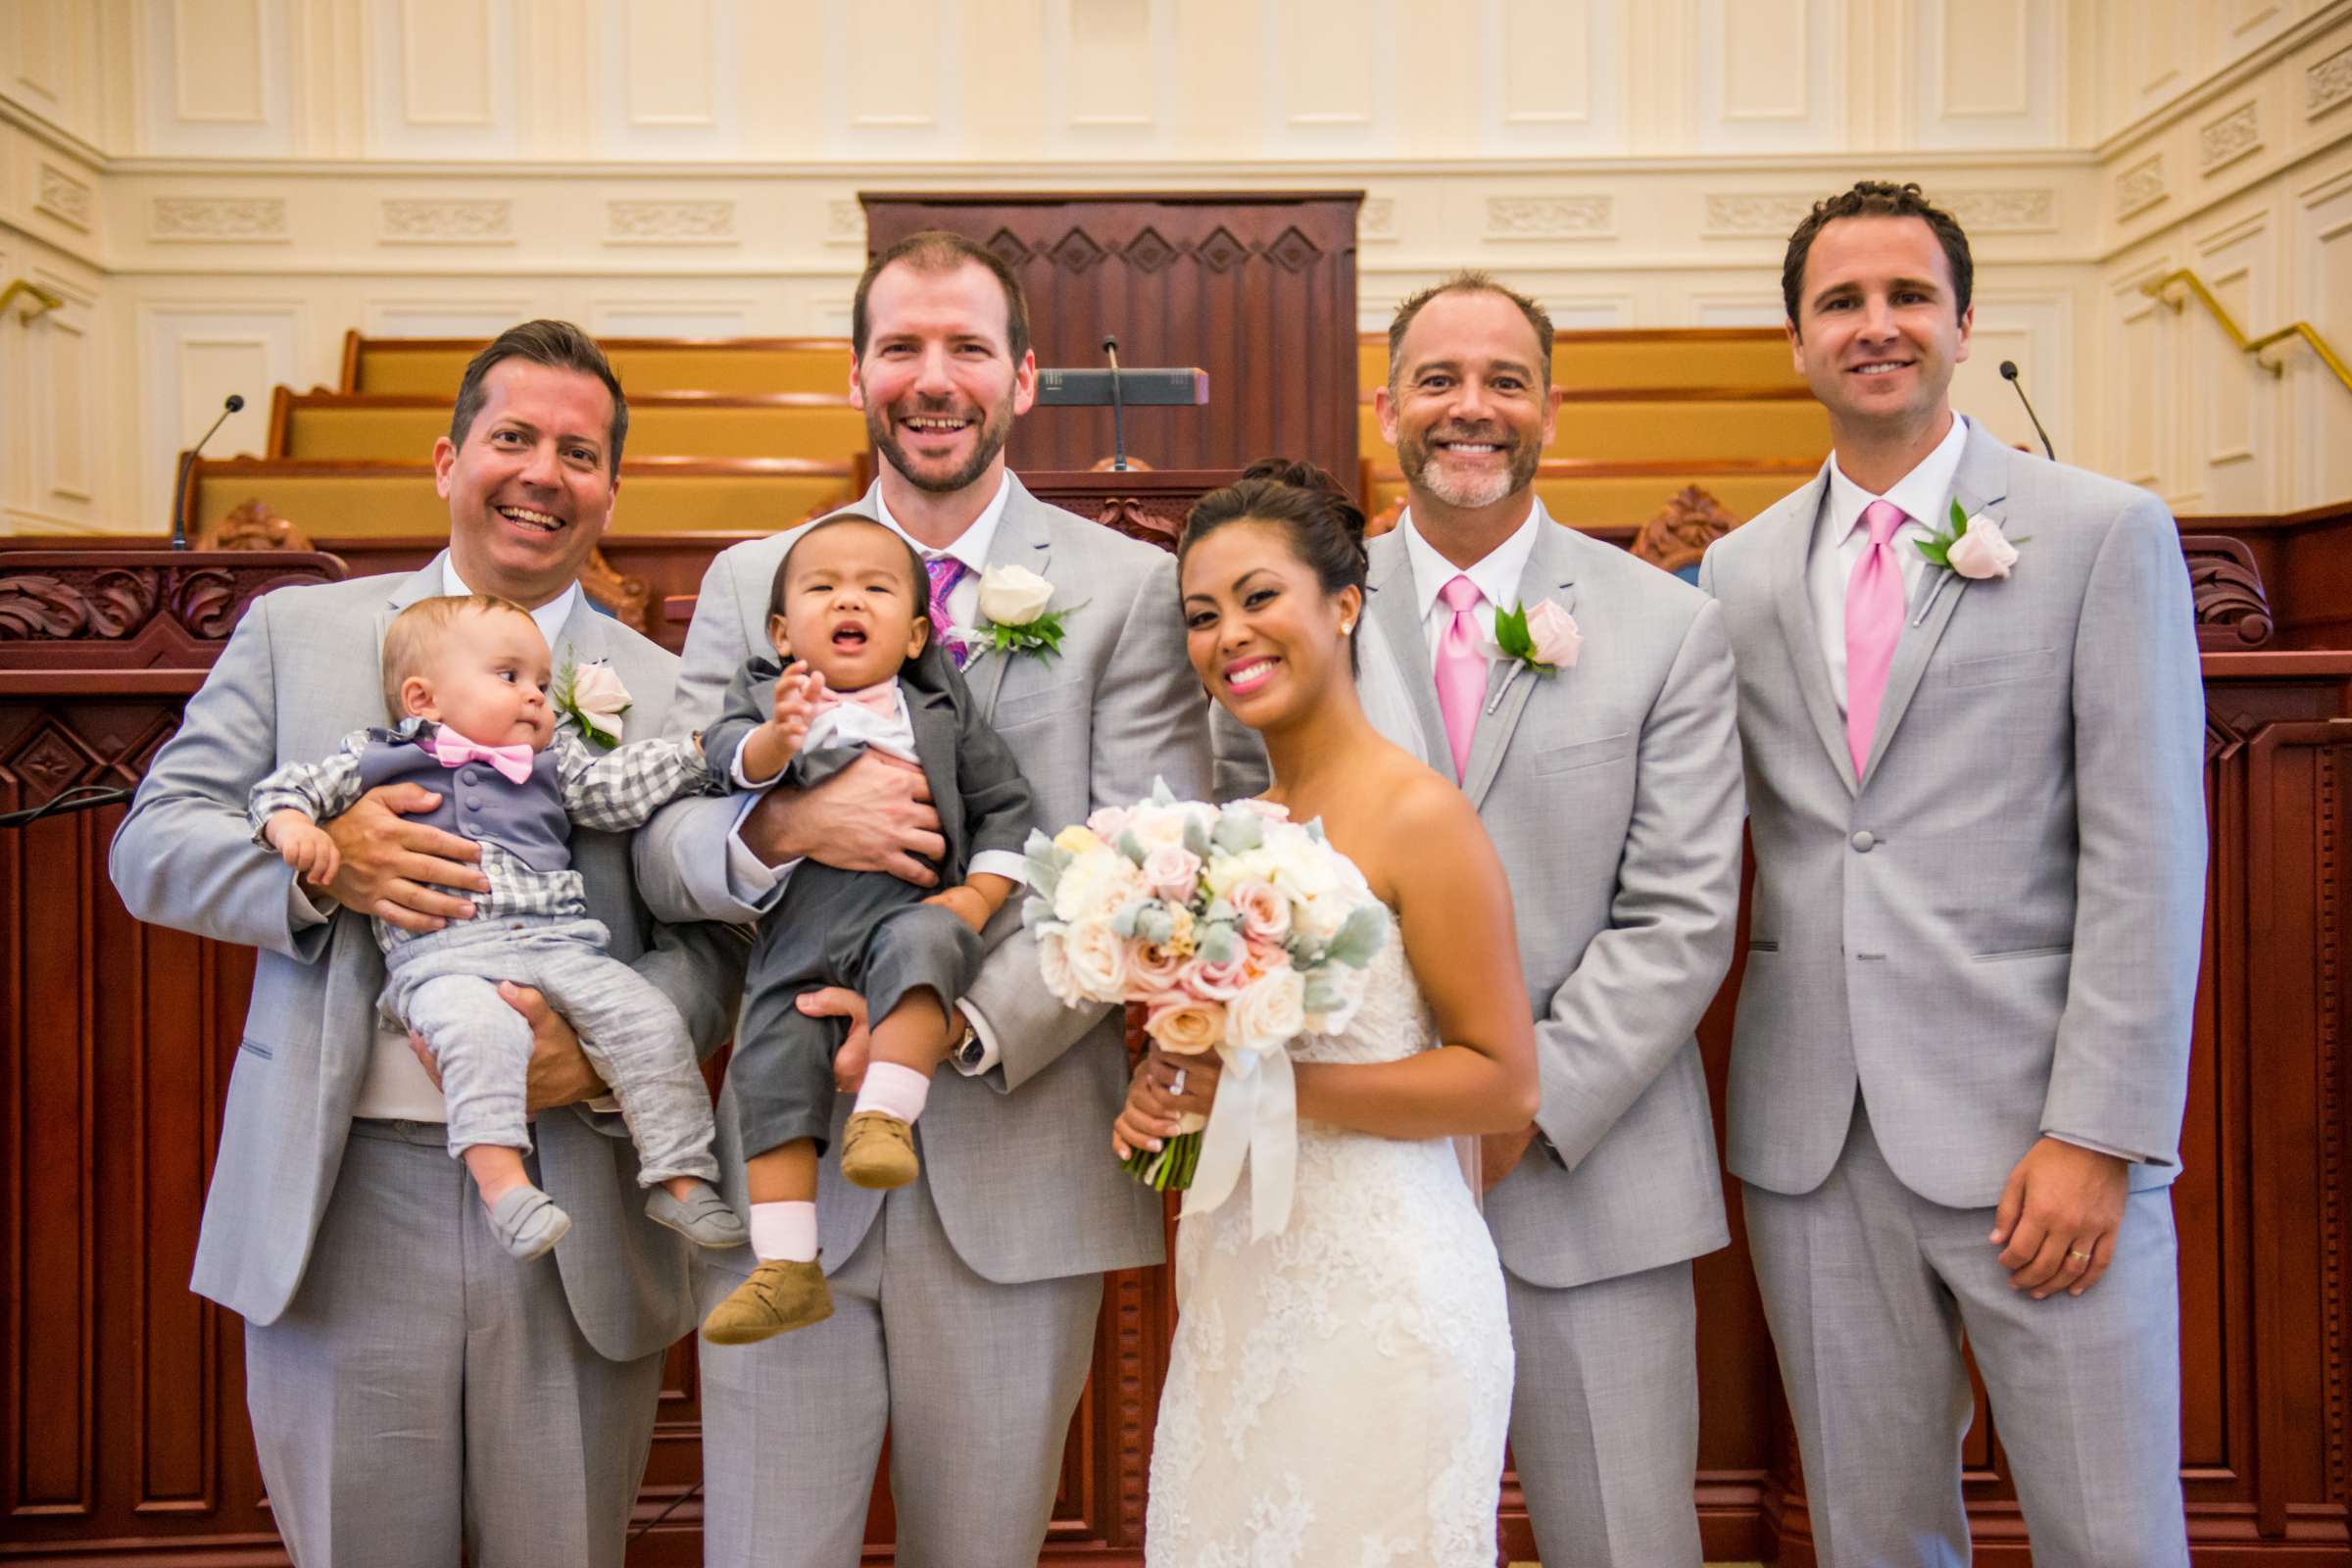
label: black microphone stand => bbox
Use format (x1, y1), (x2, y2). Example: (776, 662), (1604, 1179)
(1998, 361), (2055, 461)
(171, 393), (246, 550)
(1102, 336), (1128, 471)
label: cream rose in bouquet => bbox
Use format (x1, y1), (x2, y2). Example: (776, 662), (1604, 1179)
(1025, 782), (1389, 1229)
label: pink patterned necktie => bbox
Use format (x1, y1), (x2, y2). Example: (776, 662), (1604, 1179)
(1843, 498), (1909, 777)
(925, 556), (970, 669)
(1434, 574), (1488, 782)
(425, 726), (535, 784)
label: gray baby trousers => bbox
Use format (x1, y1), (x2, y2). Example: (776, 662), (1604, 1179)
(734, 860), (982, 1158)
(380, 915), (719, 1184)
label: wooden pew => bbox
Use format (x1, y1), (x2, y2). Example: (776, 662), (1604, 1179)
(340, 330), (856, 397)
(1354, 390), (1830, 468)
(1358, 325), (1805, 397)
(266, 388), (873, 466)
(180, 456), (861, 542)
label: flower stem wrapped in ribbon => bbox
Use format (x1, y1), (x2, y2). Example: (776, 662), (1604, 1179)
(1023, 780), (1391, 1239)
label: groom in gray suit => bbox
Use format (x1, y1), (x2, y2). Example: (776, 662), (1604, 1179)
(633, 232), (1212, 1566)
(1699, 181), (2204, 1564)
(1210, 273), (1743, 1564)
(112, 321), (746, 1566)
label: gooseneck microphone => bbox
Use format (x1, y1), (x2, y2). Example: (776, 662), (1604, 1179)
(1102, 335), (1128, 472)
(170, 392), (246, 549)
(1998, 362), (2054, 462)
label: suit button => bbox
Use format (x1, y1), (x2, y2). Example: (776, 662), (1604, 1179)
(461, 766), (480, 784)
(466, 798), (482, 811)
(1850, 830), (1876, 852)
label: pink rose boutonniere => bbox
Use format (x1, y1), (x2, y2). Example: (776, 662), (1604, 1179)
(1911, 500), (2028, 624)
(1487, 597), (1581, 711)
(553, 653), (631, 749)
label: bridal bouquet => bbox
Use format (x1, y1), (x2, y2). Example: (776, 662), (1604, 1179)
(1023, 782), (1389, 1237)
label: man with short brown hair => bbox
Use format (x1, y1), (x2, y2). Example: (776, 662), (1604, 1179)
(638, 238), (1213, 1567)
(1703, 182), (2201, 1565)
(112, 320), (743, 1567)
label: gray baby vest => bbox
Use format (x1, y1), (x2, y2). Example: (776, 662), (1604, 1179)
(352, 728), (572, 872)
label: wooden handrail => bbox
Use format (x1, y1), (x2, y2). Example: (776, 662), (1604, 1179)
(2140, 269), (2351, 394)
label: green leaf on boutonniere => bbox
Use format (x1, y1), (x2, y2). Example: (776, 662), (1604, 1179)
(981, 602), (1085, 661)
(1490, 601), (1558, 676)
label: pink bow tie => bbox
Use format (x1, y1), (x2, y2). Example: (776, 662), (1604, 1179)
(818, 683), (900, 719)
(426, 728), (537, 784)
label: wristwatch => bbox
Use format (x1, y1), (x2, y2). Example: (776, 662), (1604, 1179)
(950, 1008), (985, 1071)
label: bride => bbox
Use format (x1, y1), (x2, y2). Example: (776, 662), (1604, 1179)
(1117, 460), (1539, 1566)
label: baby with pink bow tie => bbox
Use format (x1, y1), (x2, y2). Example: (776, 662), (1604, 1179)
(250, 593), (745, 1262)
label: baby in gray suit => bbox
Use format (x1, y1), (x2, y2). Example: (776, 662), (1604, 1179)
(250, 593), (746, 1261)
(699, 515), (1034, 1345)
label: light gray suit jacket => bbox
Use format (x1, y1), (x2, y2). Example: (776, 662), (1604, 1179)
(1225, 508), (1743, 1289)
(110, 557), (746, 1361)
(1699, 424), (2206, 1207)
(633, 473), (1213, 1284)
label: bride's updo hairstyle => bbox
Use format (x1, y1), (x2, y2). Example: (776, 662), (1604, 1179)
(1178, 458), (1369, 671)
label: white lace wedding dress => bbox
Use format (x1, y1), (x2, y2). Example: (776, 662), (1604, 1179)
(1144, 938), (1516, 1567)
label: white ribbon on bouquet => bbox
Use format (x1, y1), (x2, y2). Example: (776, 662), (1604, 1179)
(1180, 1041), (1298, 1242)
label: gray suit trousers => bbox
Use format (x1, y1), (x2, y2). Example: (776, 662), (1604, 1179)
(1505, 1260), (1703, 1568)
(694, 1169), (1102, 1568)
(1743, 1102), (2188, 1567)
(242, 1121), (665, 1567)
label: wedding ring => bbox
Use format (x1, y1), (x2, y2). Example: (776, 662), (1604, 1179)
(1168, 1068), (1189, 1097)
(2067, 1249), (2092, 1262)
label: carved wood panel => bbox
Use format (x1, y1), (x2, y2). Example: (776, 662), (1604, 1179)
(5, 546), (2352, 1564)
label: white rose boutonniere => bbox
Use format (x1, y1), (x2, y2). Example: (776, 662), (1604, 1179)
(1486, 597), (1581, 711)
(553, 654), (630, 748)
(974, 564), (1083, 661)
(1918, 499), (2026, 581)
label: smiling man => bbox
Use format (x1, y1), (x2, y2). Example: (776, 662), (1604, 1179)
(635, 231), (1213, 1568)
(1339, 273), (1742, 1567)
(1699, 181), (2204, 1564)
(111, 321), (745, 1567)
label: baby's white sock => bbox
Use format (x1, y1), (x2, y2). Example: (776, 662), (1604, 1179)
(852, 1061), (931, 1125)
(748, 1200), (817, 1263)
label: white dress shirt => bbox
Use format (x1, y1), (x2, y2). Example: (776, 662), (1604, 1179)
(1806, 414), (1970, 713)
(1397, 502), (1544, 663)
(333, 554), (584, 1122)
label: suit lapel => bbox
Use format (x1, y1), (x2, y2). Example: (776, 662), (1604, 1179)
(1768, 467), (1860, 797)
(1364, 534), (1447, 770)
(960, 475), (1054, 723)
(906, 683), (966, 858)
(1858, 427), (2011, 783)
(1460, 514), (1576, 808)
(374, 552), (453, 664)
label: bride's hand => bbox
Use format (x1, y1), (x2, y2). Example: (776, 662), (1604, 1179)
(1479, 1126), (1538, 1193)
(1111, 1048), (1220, 1158)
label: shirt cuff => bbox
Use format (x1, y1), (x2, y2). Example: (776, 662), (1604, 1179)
(724, 792), (798, 909)
(950, 1000), (1003, 1076)
(730, 746), (782, 791)
(2045, 1130), (2150, 1163)
(287, 877), (334, 930)
(967, 849), (1029, 887)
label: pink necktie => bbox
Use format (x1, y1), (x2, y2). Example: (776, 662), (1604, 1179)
(1434, 574), (1488, 782)
(426, 727), (536, 784)
(925, 556), (970, 669)
(1843, 498), (1909, 777)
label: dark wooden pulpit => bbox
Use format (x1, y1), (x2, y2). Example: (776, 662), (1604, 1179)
(861, 192), (1362, 486)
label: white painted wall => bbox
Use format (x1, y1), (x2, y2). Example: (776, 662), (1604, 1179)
(0, 0), (2344, 530)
